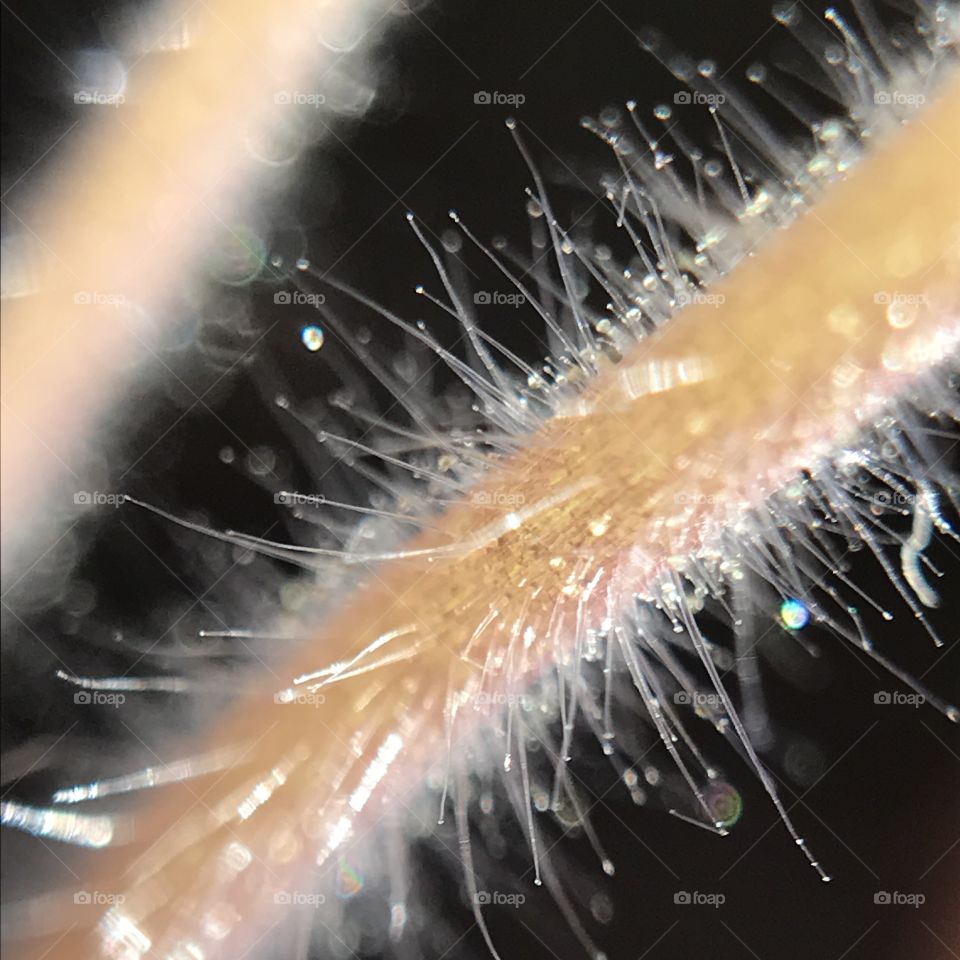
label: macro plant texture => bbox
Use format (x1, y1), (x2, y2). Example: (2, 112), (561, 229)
(1, 2), (959, 960)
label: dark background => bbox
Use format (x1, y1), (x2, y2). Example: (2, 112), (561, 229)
(2, 1), (959, 958)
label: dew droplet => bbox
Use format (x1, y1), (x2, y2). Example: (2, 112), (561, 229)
(886, 298), (921, 330)
(247, 446), (276, 477)
(773, 1), (800, 26)
(590, 891), (614, 924)
(336, 858), (364, 899)
(301, 324), (325, 351)
(779, 597), (809, 630)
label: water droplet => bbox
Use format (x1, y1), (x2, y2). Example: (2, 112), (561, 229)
(206, 224), (266, 286)
(336, 858), (364, 899)
(301, 324), (325, 351)
(599, 106), (620, 128)
(773, 1), (800, 26)
(590, 891), (614, 924)
(886, 298), (921, 330)
(827, 303), (863, 338)
(779, 597), (809, 630)
(825, 44), (844, 66)
(589, 514), (611, 537)
(247, 446), (276, 477)
(441, 230), (462, 254)
(202, 902), (239, 941)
